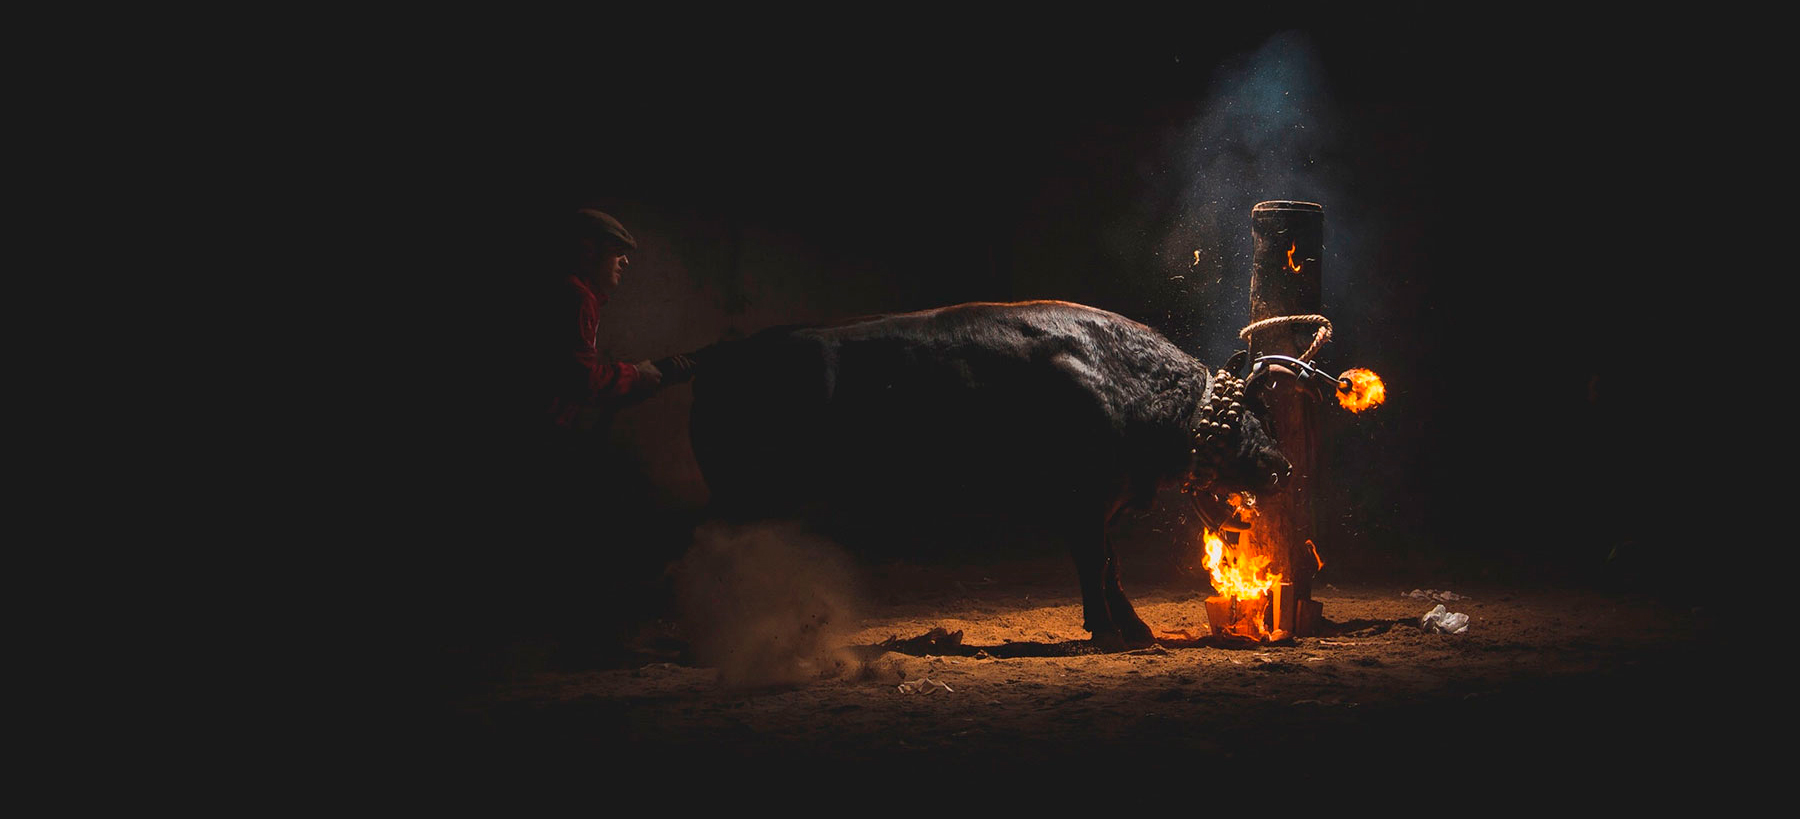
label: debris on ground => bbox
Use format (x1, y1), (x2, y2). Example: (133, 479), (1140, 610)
(1405, 589), (1468, 602)
(897, 677), (955, 695)
(1420, 603), (1470, 634)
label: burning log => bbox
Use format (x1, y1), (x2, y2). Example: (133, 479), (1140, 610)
(1205, 594), (1268, 642)
(1200, 523), (1287, 642)
(1295, 599), (1324, 637)
(1272, 581), (1294, 636)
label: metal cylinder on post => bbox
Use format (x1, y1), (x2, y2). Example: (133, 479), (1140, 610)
(1245, 200), (1324, 636)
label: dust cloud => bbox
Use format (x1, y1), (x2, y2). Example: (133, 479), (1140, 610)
(673, 521), (862, 688)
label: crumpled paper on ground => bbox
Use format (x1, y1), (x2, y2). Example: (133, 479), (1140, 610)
(1405, 588), (1467, 602)
(1420, 604), (1470, 634)
(897, 677), (954, 695)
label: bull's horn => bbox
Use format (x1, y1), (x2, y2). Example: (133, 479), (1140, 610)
(1248, 354), (1336, 401)
(1225, 350), (1249, 377)
(1244, 361), (1275, 392)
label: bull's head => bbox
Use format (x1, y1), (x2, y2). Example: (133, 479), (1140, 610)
(1184, 358), (1292, 533)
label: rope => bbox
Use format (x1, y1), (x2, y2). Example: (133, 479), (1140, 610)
(1238, 314), (1332, 363)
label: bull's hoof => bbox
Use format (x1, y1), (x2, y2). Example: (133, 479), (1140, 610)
(1089, 630), (1127, 652)
(1119, 619), (1156, 649)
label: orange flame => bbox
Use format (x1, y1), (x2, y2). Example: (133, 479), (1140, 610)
(1307, 539), (1324, 571)
(1335, 368), (1386, 413)
(1286, 243), (1302, 272)
(1202, 529), (1280, 600)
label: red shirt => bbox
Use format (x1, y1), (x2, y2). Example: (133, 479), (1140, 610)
(549, 274), (640, 429)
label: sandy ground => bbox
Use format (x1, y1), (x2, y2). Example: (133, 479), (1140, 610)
(434, 553), (1743, 789)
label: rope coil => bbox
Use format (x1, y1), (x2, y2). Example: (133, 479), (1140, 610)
(1239, 314), (1332, 362)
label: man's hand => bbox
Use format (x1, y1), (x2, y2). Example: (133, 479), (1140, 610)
(634, 360), (664, 391)
(648, 351), (702, 385)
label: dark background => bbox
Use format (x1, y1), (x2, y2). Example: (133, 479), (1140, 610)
(390, 5), (1715, 644)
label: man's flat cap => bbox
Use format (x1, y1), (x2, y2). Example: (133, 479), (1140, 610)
(575, 208), (637, 250)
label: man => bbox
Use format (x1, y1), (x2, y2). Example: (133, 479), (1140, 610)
(512, 209), (680, 662)
(548, 208), (663, 432)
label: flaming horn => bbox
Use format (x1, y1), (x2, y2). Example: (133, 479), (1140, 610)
(1249, 354), (1387, 414)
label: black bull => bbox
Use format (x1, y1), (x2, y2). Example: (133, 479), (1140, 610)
(689, 300), (1291, 648)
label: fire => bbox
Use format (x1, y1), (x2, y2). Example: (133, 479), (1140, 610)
(1335, 368), (1386, 413)
(1201, 527), (1281, 640)
(1202, 529), (1280, 600)
(1307, 538), (1324, 571)
(1286, 243), (1302, 272)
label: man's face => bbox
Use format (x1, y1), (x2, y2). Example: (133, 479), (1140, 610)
(578, 238), (631, 292)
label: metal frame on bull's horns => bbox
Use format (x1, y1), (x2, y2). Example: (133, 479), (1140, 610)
(1251, 354), (1351, 403)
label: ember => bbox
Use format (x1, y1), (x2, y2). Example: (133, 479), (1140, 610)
(1335, 367), (1386, 413)
(1285, 242), (1302, 272)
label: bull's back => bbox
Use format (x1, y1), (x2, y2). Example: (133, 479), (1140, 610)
(690, 302), (1200, 518)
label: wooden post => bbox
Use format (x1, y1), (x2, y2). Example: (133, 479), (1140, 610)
(1245, 200), (1324, 636)
(1205, 595), (1268, 641)
(1271, 581), (1293, 637)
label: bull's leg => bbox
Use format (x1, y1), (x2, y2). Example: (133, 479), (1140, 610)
(1073, 534), (1117, 647)
(1069, 507), (1135, 651)
(1103, 536), (1155, 648)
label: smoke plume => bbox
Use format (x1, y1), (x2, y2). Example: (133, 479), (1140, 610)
(1162, 30), (1357, 360)
(673, 521), (862, 688)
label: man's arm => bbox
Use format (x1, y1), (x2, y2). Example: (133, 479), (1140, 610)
(557, 282), (647, 405)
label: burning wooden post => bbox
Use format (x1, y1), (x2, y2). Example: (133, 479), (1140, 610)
(1244, 200), (1325, 637)
(1205, 594), (1268, 642)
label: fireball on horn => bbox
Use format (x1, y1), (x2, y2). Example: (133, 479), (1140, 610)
(1335, 367), (1386, 413)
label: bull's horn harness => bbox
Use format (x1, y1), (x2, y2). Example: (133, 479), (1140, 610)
(1181, 314), (1343, 531)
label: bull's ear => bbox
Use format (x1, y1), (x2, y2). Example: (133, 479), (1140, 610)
(1243, 388), (1266, 416)
(1244, 396), (1278, 439)
(1225, 350), (1248, 376)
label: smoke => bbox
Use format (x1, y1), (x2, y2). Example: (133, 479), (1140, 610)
(1161, 31), (1358, 361)
(673, 521), (862, 688)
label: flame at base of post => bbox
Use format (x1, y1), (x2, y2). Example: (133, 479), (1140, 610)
(1203, 590), (1294, 643)
(1200, 528), (1290, 642)
(1204, 595), (1269, 641)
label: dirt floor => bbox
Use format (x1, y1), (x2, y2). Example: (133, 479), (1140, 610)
(432, 551), (1742, 788)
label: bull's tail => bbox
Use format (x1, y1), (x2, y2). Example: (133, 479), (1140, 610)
(656, 323), (814, 387)
(648, 348), (706, 385)
(648, 337), (738, 386)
